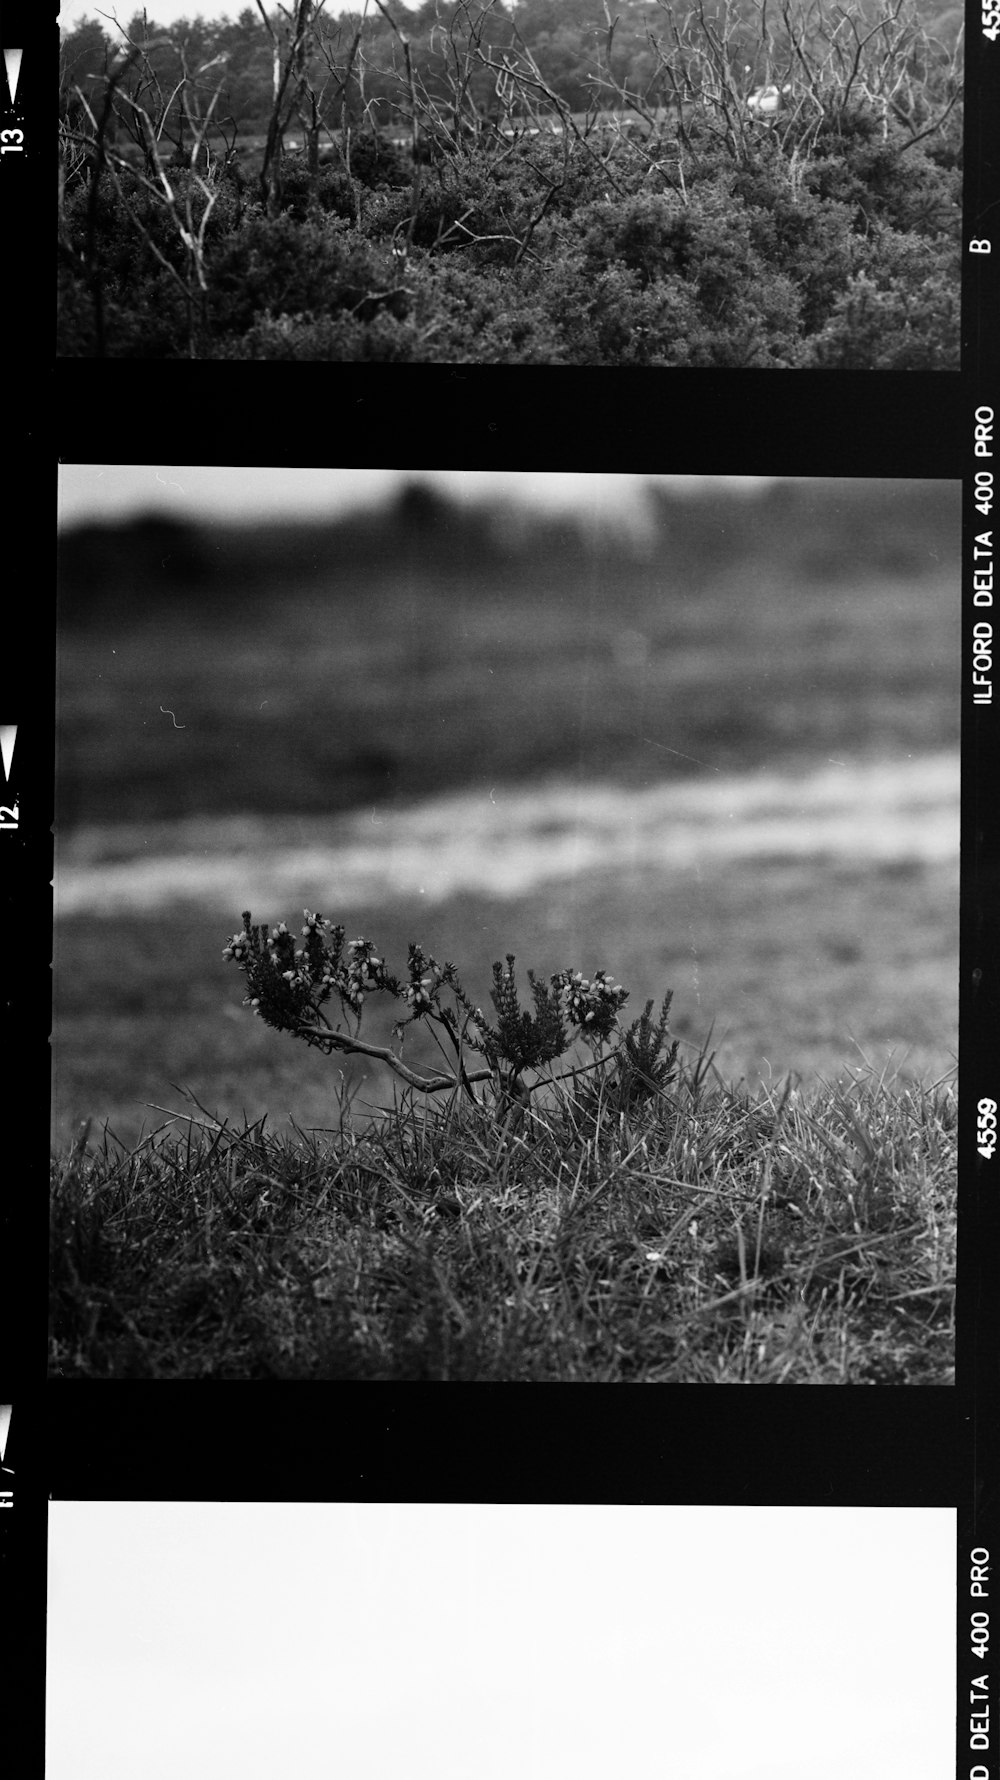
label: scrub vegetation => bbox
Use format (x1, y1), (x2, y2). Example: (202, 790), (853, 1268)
(57, 0), (962, 363)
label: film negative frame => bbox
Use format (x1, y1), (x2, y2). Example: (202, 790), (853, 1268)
(3, 1), (1000, 1777)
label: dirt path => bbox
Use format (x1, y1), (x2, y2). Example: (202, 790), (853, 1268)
(57, 750), (958, 916)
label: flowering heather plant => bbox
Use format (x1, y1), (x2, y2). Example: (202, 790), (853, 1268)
(222, 911), (662, 1113)
(620, 993), (680, 1100)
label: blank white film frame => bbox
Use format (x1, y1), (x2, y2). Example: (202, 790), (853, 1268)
(46, 1503), (954, 1780)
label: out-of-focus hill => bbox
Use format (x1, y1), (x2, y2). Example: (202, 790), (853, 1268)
(58, 478), (959, 615)
(55, 478), (960, 828)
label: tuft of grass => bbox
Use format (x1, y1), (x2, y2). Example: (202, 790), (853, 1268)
(49, 1049), (955, 1383)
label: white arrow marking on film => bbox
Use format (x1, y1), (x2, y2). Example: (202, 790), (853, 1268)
(3, 49), (22, 106)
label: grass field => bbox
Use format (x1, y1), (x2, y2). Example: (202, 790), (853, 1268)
(54, 540), (959, 1134)
(50, 1041), (956, 1382)
(56, 542), (958, 826)
(51, 485), (960, 1378)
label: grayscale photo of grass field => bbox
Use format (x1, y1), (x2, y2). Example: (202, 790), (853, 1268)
(50, 470), (958, 1381)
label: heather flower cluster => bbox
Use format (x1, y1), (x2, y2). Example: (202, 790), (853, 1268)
(223, 909), (669, 1112)
(401, 942), (459, 1019)
(466, 956), (629, 1079)
(555, 968), (629, 1047)
(222, 910), (404, 1039)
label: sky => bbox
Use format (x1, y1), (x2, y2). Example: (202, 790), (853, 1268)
(57, 466), (769, 532)
(47, 1502), (954, 1780)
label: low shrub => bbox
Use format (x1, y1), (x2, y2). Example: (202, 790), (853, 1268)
(58, 112), (960, 363)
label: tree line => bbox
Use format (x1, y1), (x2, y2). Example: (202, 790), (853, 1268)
(59, 0), (963, 151)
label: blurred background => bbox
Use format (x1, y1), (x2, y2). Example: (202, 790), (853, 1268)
(54, 471), (960, 1143)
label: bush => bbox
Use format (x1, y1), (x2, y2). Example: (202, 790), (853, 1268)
(215, 304), (418, 361)
(276, 153), (356, 222)
(208, 213), (410, 341)
(809, 245), (959, 370)
(344, 129), (412, 189)
(57, 110), (960, 363)
(222, 912), (637, 1112)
